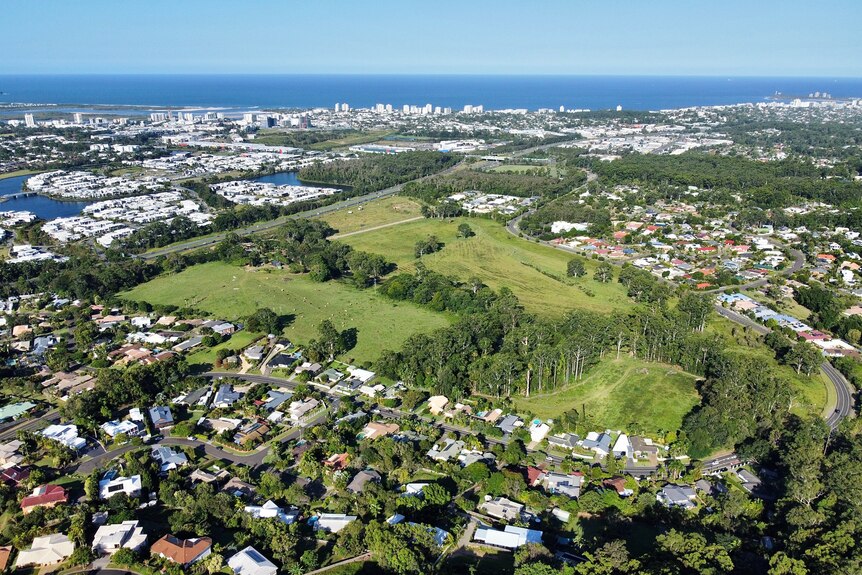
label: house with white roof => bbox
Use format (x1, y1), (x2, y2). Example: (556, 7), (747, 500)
(91, 520), (148, 555)
(100, 475), (142, 500)
(152, 446), (188, 472)
(41, 424), (87, 450)
(227, 546), (277, 575)
(16, 533), (75, 567)
(244, 500), (299, 525)
(314, 513), (357, 533)
(473, 525), (543, 549)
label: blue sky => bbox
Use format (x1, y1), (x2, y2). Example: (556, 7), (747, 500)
(3, 0), (860, 76)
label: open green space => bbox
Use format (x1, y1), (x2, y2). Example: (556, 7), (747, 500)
(512, 355), (700, 435)
(323, 196), (424, 236)
(120, 261), (451, 364)
(339, 216), (633, 316)
(0, 169), (39, 180)
(186, 330), (261, 366)
(441, 548), (515, 575)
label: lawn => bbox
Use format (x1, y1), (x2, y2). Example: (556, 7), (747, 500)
(121, 261), (451, 364)
(512, 355), (701, 435)
(489, 163), (561, 177)
(340, 216), (633, 317)
(323, 196), (424, 236)
(442, 547), (515, 575)
(0, 169), (39, 180)
(185, 330), (261, 366)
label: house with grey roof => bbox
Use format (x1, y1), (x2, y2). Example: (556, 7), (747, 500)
(149, 406), (173, 429)
(151, 446), (188, 473)
(347, 469), (381, 494)
(658, 484), (697, 509)
(426, 438), (463, 462)
(498, 415), (522, 435)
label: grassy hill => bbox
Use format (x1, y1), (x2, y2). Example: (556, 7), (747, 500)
(512, 355), (701, 436)
(121, 261), (451, 364)
(340, 216), (633, 317)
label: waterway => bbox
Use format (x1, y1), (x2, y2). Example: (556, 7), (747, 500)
(0, 174), (91, 219)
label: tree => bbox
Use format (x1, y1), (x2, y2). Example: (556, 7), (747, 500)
(594, 262), (614, 283)
(421, 483), (451, 507)
(457, 223), (475, 238)
(567, 259), (586, 278)
(678, 292), (712, 332)
(785, 342), (822, 376)
(245, 307), (283, 335)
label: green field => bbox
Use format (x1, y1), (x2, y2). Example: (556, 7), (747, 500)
(324, 196), (424, 236)
(339, 216), (633, 316)
(512, 355), (700, 435)
(121, 261), (451, 363)
(489, 163), (561, 177)
(186, 330), (261, 366)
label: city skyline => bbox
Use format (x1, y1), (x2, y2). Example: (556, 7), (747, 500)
(3, 0), (862, 77)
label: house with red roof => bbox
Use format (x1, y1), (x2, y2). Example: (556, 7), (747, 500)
(21, 484), (67, 514)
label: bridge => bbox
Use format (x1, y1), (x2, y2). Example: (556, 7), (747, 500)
(0, 191), (37, 202)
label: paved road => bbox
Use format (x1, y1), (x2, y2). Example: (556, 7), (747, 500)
(714, 304), (853, 429)
(0, 408), (60, 441)
(75, 398), (334, 474)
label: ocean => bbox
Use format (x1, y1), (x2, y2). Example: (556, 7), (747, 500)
(2, 75), (861, 112)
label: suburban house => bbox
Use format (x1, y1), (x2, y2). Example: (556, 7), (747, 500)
(360, 421), (399, 440)
(150, 535), (212, 566)
(612, 434), (632, 458)
(498, 415), (522, 435)
(658, 484), (697, 509)
(213, 384), (242, 408)
(582, 432), (613, 457)
(21, 484), (67, 514)
(288, 398), (320, 423)
(315, 513), (357, 533)
(542, 472), (583, 498)
(427, 395), (449, 415)
(244, 500), (299, 525)
(91, 520), (148, 555)
(99, 474), (142, 500)
(152, 446), (189, 472)
(149, 406), (174, 429)
(222, 477), (256, 498)
(234, 420), (270, 445)
(426, 438), (464, 462)
(324, 452), (350, 471)
(243, 345), (265, 362)
(474, 525), (544, 550)
(15, 533), (75, 567)
(101, 419), (143, 438)
(228, 546), (278, 575)
(347, 469), (381, 494)
(603, 477), (634, 497)
(547, 433), (579, 450)
(480, 496), (526, 521)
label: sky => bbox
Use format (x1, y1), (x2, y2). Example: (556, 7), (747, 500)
(3, 0), (861, 76)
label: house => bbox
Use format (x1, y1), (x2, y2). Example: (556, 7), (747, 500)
(91, 520), (148, 555)
(211, 382), (243, 407)
(581, 432), (613, 457)
(1, 464), (30, 486)
(41, 424), (87, 450)
(547, 433), (579, 450)
(288, 398), (320, 423)
(427, 395), (449, 416)
(234, 421), (270, 445)
(149, 406), (174, 429)
(347, 469), (381, 494)
(152, 446), (188, 472)
(737, 469), (765, 497)
(603, 477), (634, 497)
(473, 525), (543, 550)
(244, 500), (299, 525)
(268, 353), (294, 370)
(101, 419), (143, 438)
(315, 513), (357, 533)
(100, 474), (142, 499)
(262, 390), (293, 412)
(426, 438), (464, 462)
(542, 472), (583, 498)
(529, 421), (551, 443)
(324, 452), (350, 471)
(612, 434), (632, 458)
(15, 533), (75, 567)
(457, 448), (496, 467)
(480, 496), (525, 521)
(228, 546), (277, 575)
(409, 522), (451, 547)
(222, 477), (256, 498)
(244, 346), (265, 362)
(498, 415), (522, 435)
(294, 362), (322, 376)
(361, 421), (399, 440)
(204, 320), (235, 336)
(481, 408), (503, 423)
(630, 436), (659, 460)
(150, 535), (212, 566)
(658, 484), (697, 509)
(318, 368), (344, 384)
(21, 484), (67, 514)
(0, 546), (10, 572)
(0, 401), (36, 422)
(0, 439), (23, 466)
